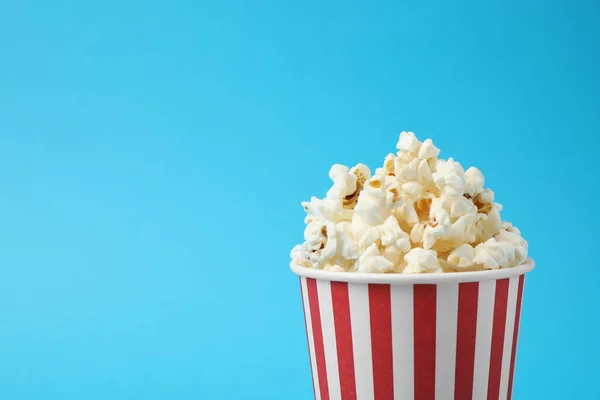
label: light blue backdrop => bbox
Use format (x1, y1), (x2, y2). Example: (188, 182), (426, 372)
(0, 1), (598, 399)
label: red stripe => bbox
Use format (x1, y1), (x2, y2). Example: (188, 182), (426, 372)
(507, 275), (525, 400)
(307, 278), (330, 400)
(300, 278), (317, 400)
(454, 282), (480, 400)
(369, 284), (394, 400)
(487, 278), (510, 400)
(331, 282), (357, 400)
(413, 284), (437, 400)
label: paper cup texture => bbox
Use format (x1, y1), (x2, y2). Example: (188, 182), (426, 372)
(294, 262), (534, 400)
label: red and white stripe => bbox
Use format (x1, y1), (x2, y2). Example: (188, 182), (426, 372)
(299, 275), (526, 400)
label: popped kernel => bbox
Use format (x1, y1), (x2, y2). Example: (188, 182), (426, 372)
(290, 131), (528, 273)
(403, 248), (442, 274)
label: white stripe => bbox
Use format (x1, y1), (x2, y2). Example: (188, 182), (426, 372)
(435, 283), (459, 400)
(472, 279), (496, 400)
(391, 284), (414, 400)
(317, 280), (340, 400)
(508, 277), (525, 398)
(301, 277), (321, 400)
(348, 283), (374, 400)
(498, 277), (519, 400)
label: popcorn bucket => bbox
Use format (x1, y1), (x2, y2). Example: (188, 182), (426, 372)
(291, 260), (534, 400)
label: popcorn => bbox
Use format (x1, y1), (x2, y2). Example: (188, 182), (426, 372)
(432, 158), (466, 197)
(418, 139), (441, 160)
(494, 226), (528, 267)
(324, 265), (345, 272)
(352, 169), (403, 234)
(473, 238), (523, 270)
(410, 196), (477, 252)
(290, 243), (312, 268)
(302, 163), (371, 224)
(304, 221), (339, 269)
(502, 221), (521, 235)
(478, 188), (495, 204)
(396, 132), (440, 166)
(474, 202), (503, 242)
(447, 213), (479, 243)
(356, 243), (395, 273)
(464, 167), (485, 197)
(378, 215), (411, 264)
(397, 131), (421, 154)
(449, 195), (478, 219)
(447, 244), (476, 269)
(410, 222), (426, 244)
(401, 181), (424, 197)
(383, 154), (396, 176)
(353, 214), (411, 273)
(345, 164), (371, 208)
(289, 220), (361, 271)
(421, 198), (452, 249)
(403, 248), (442, 274)
(395, 132), (438, 194)
(495, 228), (528, 249)
(396, 159), (435, 186)
(336, 222), (361, 259)
(290, 132), (529, 273)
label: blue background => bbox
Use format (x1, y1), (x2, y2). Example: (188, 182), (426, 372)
(0, 1), (598, 399)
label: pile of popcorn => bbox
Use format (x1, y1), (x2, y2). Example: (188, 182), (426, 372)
(290, 132), (528, 274)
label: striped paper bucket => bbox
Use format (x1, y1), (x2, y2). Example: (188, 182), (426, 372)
(291, 260), (534, 400)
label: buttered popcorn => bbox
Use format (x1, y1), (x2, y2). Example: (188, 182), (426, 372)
(290, 132), (528, 273)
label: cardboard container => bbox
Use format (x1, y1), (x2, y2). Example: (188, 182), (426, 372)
(291, 260), (535, 400)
